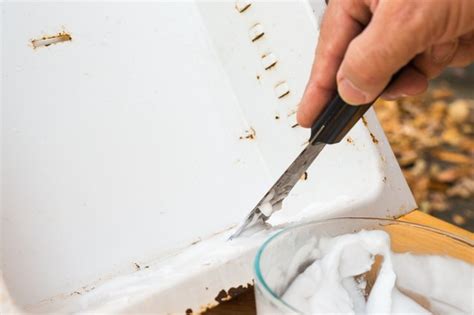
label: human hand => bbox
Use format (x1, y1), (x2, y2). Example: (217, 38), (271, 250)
(297, 0), (474, 127)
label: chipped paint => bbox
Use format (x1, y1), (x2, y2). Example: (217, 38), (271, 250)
(31, 31), (72, 49)
(239, 127), (256, 140)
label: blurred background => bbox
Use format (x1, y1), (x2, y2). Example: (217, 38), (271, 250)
(375, 64), (474, 231)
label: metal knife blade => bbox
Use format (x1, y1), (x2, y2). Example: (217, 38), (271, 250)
(229, 141), (326, 240)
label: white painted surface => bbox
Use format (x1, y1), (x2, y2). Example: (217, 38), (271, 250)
(1, 1), (416, 313)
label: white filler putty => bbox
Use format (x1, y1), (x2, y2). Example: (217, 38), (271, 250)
(282, 230), (473, 314)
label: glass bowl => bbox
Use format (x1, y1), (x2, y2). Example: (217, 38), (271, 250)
(254, 217), (473, 314)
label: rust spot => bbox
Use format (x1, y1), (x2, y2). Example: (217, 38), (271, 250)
(361, 116), (368, 127)
(215, 289), (230, 303)
(277, 90), (290, 99)
(264, 60), (277, 70)
(301, 172), (308, 180)
(291, 123), (299, 128)
(227, 285), (248, 298)
(256, 75), (260, 80)
(239, 127), (256, 140)
(200, 302), (218, 313)
(235, 2), (251, 13)
(346, 137), (354, 144)
(191, 238), (201, 245)
(251, 32), (265, 42)
(185, 308), (193, 314)
(31, 31), (72, 49)
(275, 115), (280, 120)
(214, 285), (251, 304)
(370, 132), (379, 144)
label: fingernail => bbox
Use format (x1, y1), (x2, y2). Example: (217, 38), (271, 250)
(431, 41), (457, 64)
(338, 77), (369, 104)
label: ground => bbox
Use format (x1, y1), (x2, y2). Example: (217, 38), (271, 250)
(374, 65), (474, 231)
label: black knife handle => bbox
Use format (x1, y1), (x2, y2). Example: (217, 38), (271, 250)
(309, 93), (372, 144)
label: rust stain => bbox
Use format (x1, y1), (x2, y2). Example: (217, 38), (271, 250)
(275, 115), (280, 120)
(239, 127), (256, 140)
(301, 172), (308, 180)
(346, 137), (354, 144)
(370, 132), (379, 144)
(214, 289), (231, 303)
(361, 116), (368, 127)
(262, 54), (277, 70)
(235, 3), (251, 13)
(251, 32), (265, 42)
(213, 284), (252, 303)
(256, 74), (261, 80)
(31, 31), (72, 49)
(185, 308), (193, 315)
(278, 90), (290, 99)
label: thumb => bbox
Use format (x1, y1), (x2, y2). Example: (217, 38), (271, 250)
(336, 2), (430, 105)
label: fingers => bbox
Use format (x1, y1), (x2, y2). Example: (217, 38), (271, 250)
(450, 31), (474, 67)
(336, 1), (430, 105)
(298, 0), (474, 128)
(380, 66), (428, 100)
(400, 32), (473, 85)
(297, 0), (368, 128)
(412, 40), (459, 79)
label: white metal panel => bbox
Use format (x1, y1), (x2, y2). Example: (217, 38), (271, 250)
(1, 1), (416, 313)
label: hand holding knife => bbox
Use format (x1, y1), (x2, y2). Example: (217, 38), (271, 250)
(229, 92), (373, 240)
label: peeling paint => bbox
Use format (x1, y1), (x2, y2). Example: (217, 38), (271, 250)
(361, 116), (368, 127)
(239, 127), (256, 140)
(31, 31), (72, 49)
